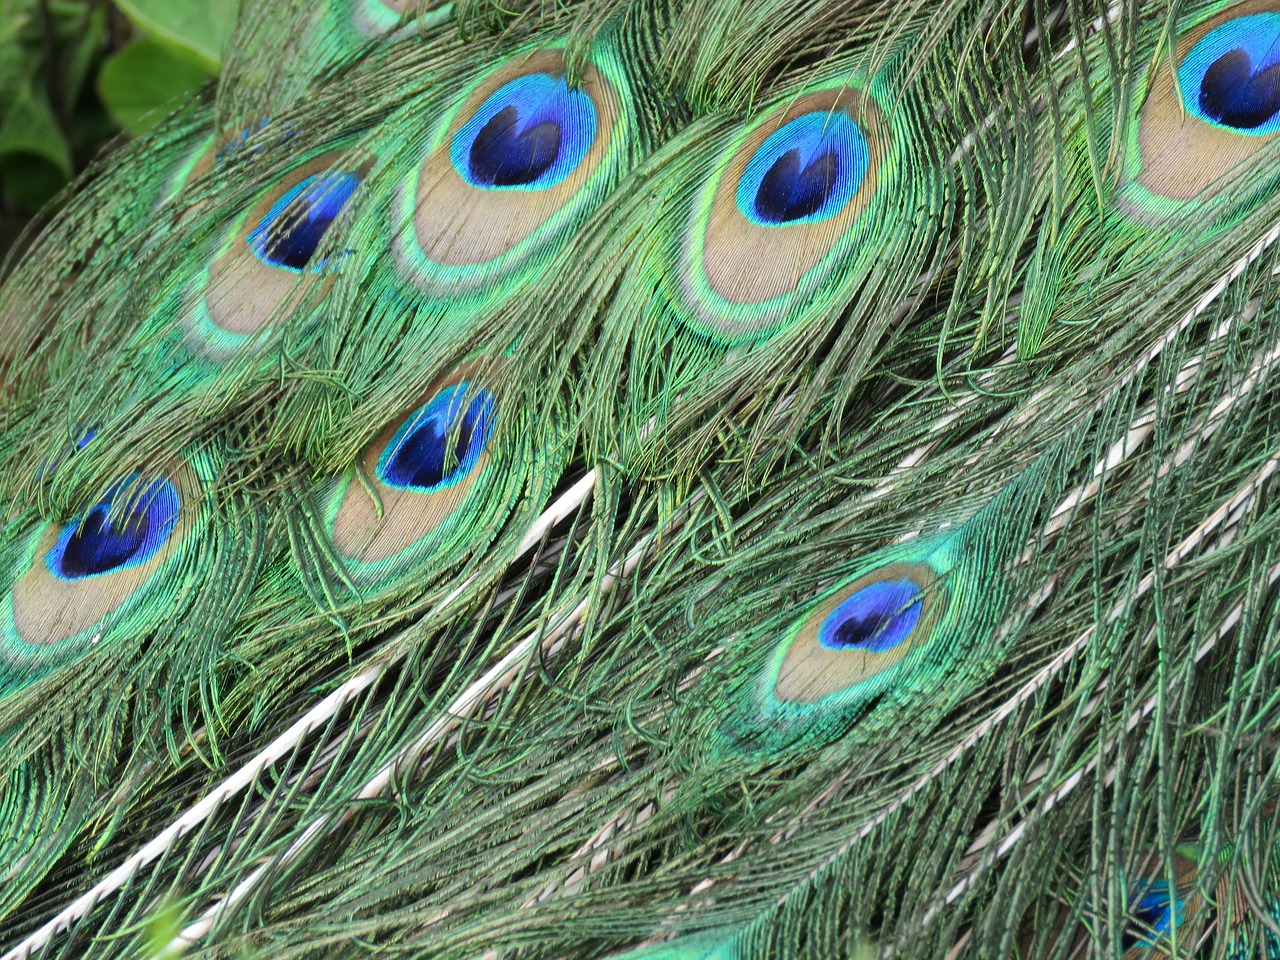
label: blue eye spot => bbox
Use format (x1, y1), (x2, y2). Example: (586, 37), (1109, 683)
(248, 170), (361, 271)
(377, 384), (494, 492)
(818, 579), (922, 653)
(46, 476), (181, 580)
(451, 74), (597, 190)
(1179, 14), (1280, 134)
(1123, 882), (1177, 950)
(737, 111), (869, 226)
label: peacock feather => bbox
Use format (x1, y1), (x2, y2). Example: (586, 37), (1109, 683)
(1001, 0), (1280, 354)
(3, 0), (1280, 957)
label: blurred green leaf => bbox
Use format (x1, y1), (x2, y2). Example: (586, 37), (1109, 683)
(97, 38), (209, 135)
(0, 0), (231, 220)
(0, 73), (73, 174)
(0, 0), (35, 60)
(112, 0), (237, 71)
(0, 0), (114, 211)
(56, 2), (108, 116)
(0, 0), (71, 173)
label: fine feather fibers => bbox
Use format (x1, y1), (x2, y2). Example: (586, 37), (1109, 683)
(2, 0), (1280, 958)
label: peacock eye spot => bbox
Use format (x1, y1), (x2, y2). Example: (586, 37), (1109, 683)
(451, 73), (597, 191)
(1180, 15), (1280, 134)
(1122, 884), (1174, 950)
(818, 579), (923, 653)
(737, 111), (869, 226)
(248, 171), (361, 272)
(378, 384), (495, 492)
(46, 477), (181, 580)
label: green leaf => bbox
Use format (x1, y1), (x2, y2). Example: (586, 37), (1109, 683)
(56, 2), (108, 116)
(97, 39), (210, 136)
(112, 0), (237, 71)
(0, 0), (37, 52)
(0, 74), (73, 175)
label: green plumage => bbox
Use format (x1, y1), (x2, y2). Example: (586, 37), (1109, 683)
(704, 451), (1067, 759)
(2, 0), (1280, 957)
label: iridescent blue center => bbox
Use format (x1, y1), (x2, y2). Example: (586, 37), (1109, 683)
(737, 111), (869, 225)
(1179, 14), (1280, 134)
(45, 476), (181, 580)
(817, 579), (923, 653)
(1123, 882), (1177, 950)
(376, 384), (494, 492)
(248, 171), (361, 271)
(450, 74), (597, 190)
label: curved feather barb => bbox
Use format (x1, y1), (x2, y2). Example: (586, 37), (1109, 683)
(214, 0), (451, 131)
(346, 0), (420, 37)
(7, 0), (1280, 957)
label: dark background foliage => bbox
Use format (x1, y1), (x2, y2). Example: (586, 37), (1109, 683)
(0, 0), (232, 254)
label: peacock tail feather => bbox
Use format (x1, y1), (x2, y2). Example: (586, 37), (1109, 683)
(566, 45), (955, 476)
(994, 0), (1280, 355)
(3, 0), (1280, 957)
